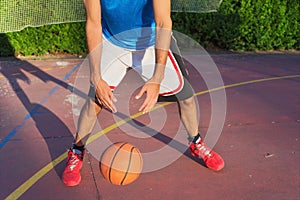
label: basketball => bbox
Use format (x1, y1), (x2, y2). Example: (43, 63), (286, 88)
(100, 142), (143, 185)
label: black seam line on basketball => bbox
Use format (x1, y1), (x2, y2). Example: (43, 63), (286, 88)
(120, 146), (135, 185)
(108, 142), (128, 184)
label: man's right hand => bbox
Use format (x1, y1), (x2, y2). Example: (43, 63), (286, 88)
(92, 78), (117, 113)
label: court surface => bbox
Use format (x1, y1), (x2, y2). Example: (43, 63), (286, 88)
(1, 52), (299, 200)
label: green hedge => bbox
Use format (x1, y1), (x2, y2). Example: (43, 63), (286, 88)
(173, 0), (300, 51)
(1, 0), (299, 56)
(1, 23), (87, 56)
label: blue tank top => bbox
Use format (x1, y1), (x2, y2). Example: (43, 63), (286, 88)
(100, 0), (156, 50)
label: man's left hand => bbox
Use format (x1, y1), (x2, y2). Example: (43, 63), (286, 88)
(135, 81), (160, 114)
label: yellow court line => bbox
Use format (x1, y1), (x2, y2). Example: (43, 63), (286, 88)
(5, 152), (67, 200)
(195, 74), (300, 96)
(86, 103), (172, 145)
(5, 74), (300, 200)
(59, 65), (70, 69)
(11, 72), (21, 76)
(28, 70), (38, 73)
(43, 68), (53, 71)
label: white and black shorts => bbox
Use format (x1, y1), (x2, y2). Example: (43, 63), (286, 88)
(89, 35), (194, 102)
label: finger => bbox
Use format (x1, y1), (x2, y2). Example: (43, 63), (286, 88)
(143, 99), (156, 114)
(139, 95), (153, 113)
(97, 93), (114, 112)
(103, 100), (116, 113)
(109, 97), (117, 113)
(111, 103), (117, 113)
(100, 98), (111, 109)
(95, 95), (103, 106)
(105, 93), (118, 113)
(107, 93), (117, 113)
(135, 87), (146, 99)
(138, 98), (148, 113)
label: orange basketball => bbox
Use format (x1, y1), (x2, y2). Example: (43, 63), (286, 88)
(100, 142), (143, 185)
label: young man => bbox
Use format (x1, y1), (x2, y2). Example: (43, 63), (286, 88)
(62, 0), (224, 186)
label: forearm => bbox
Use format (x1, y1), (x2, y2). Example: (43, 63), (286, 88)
(83, 0), (103, 84)
(86, 22), (103, 84)
(152, 16), (172, 83)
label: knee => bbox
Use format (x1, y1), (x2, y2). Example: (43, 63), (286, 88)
(179, 96), (195, 108)
(85, 99), (101, 116)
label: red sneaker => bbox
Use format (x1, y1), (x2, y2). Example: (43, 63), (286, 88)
(62, 149), (84, 186)
(190, 140), (224, 171)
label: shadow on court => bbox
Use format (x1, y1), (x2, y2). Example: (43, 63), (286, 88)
(1, 34), (299, 199)
(0, 34), (90, 197)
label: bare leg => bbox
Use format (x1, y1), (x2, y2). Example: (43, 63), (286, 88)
(62, 98), (102, 186)
(178, 96), (199, 139)
(180, 96), (225, 171)
(74, 98), (102, 146)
